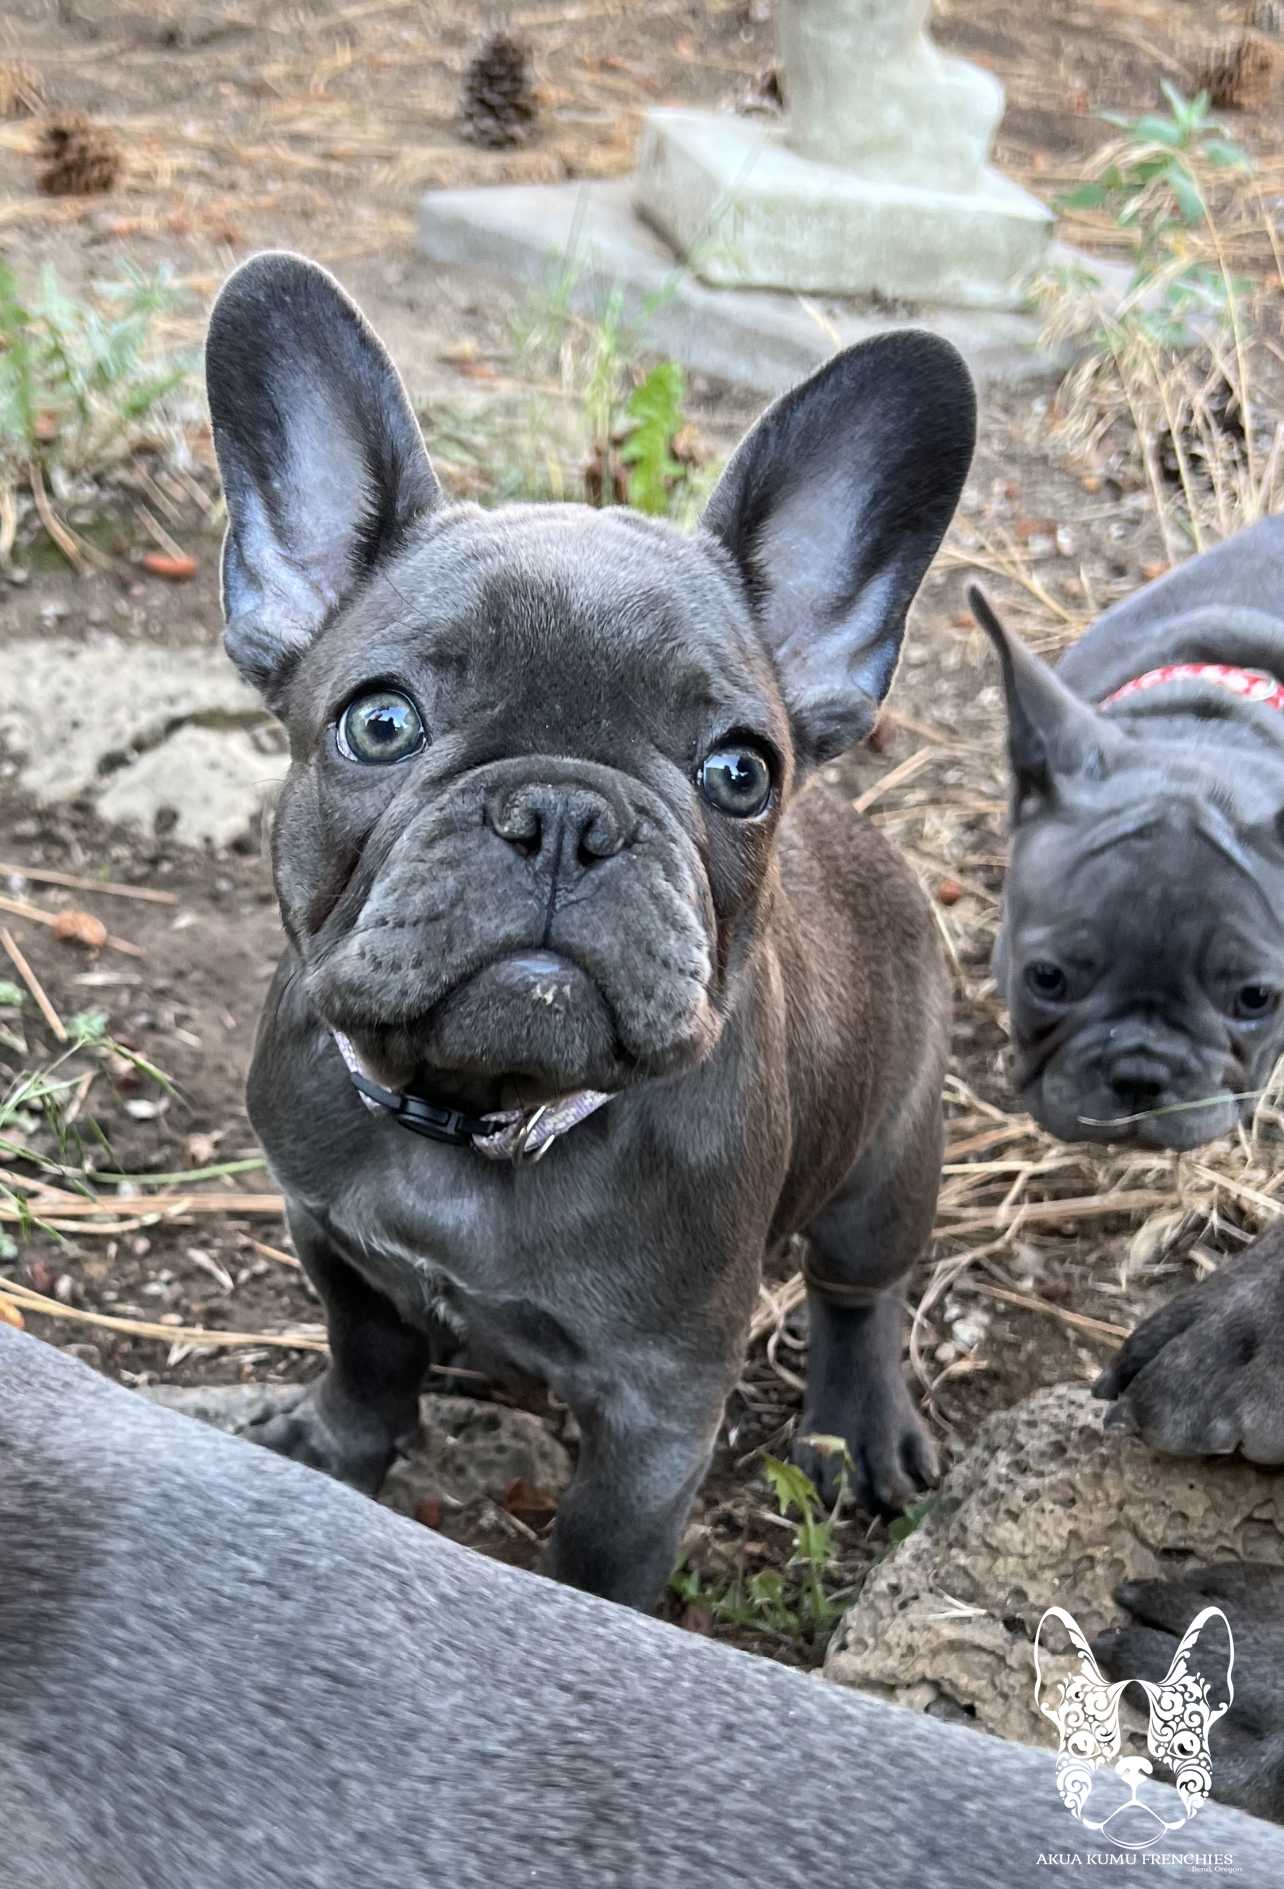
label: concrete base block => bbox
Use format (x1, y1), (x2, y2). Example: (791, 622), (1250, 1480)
(632, 109), (1053, 312)
(418, 177), (1058, 394)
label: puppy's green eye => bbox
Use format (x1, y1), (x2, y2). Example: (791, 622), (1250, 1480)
(337, 690), (424, 765)
(1236, 982), (1277, 1020)
(699, 743), (773, 818)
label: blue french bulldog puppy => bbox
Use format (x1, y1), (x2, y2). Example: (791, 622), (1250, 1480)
(201, 252), (975, 1607)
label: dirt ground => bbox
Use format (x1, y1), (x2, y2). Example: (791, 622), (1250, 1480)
(3, 0), (1284, 1657)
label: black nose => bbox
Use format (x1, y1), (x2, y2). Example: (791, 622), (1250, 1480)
(485, 782), (628, 873)
(1106, 1051), (1172, 1114)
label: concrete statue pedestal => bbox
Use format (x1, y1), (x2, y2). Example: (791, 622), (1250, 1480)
(418, 0), (1068, 390)
(633, 0), (1052, 310)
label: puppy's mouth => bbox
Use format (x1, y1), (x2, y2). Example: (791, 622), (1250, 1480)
(320, 948), (624, 1100)
(1025, 1075), (1242, 1151)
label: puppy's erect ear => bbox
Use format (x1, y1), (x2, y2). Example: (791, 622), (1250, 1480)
(969, 586), (1123, 819)
(205, 252), (441, 700)
(701, 332), (975, 766)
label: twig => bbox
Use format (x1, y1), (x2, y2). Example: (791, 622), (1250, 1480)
(0, 862), (177, 905)
(934, 1188), (1177, 1235)
(245, 1236), (302, 1270)
(0, 1277), (325, 1351)
(965, 1280), (1128, 1342)
(0, 928), (67, 1042)
(27, 459), (112, 571)
(134, 500), (187, 563)
(0, 1190), (284, 1222)
(851, 747), (942, 815)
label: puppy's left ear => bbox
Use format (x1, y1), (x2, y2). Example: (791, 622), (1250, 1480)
(970, 585), (1125, 820)
(701, 331), (975, 765)
(205, 251), (441, 702)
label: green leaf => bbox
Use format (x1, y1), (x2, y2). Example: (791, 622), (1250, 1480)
(618, 360), (686, 517)
(1203, 137), (1250, 170)
(1165, 162), (1205, 224)
(1131, 114), (1184, 148)
(761, 1453), (821, 1521)
(888, 1496), (937, 1545)
(0, 982), (25, 1008)
(1056, 182), (1108, 212)
(68, 1009), (108, 1047)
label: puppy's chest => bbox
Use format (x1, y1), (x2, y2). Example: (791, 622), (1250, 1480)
(309, 1141), (648, 1373)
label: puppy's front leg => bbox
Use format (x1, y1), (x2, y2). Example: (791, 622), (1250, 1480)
(244, 1205), (433, 1495)
(795, 1101), (941, 1515)
(549, 1370), (731, 1611)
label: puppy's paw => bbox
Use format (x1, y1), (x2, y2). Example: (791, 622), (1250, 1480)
(240, 1383), (394, 1496)
(1094, 1230), (1284, 1462)
(1092, 1564), (1284, 1824)
(793, 1395), (937, 1516)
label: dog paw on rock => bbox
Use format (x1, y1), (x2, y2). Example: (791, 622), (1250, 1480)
(1094, 1226), (1284, 1463)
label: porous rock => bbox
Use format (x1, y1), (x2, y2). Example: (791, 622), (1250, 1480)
(824, 1383), (1284, 1746)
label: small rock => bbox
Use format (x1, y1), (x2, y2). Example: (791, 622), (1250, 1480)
(381, 1394), (573, 1518)
(140, 1382), (304, 1433)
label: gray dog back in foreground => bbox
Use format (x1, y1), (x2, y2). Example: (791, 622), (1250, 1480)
(197, 251), (975, 1609)
(975, 516), (1284, 1150)
(3, 1328), (1281, 1889)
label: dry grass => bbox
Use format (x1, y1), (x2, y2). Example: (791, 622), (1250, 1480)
(1042, 151), (1284, 569)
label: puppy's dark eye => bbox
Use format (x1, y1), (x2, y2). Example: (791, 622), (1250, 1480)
(337, 690), (424, 765)
(1235, 982), (1277, 1020)
(1024, 960), (1068, 1002)
(698, 743), (773, 819)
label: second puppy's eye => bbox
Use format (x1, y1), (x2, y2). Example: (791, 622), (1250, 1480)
(1235, 982), (1277, 1020)
(1024, 960), (1068, 1002)
(337, 691), (425, 765)
(698, 744), (773, 818)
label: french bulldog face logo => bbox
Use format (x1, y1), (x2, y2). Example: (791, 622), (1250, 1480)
(1034, 1604), (1234, 1850)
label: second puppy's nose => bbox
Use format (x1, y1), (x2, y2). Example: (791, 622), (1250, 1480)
(486, 783), (627, 872)
(1106, 1051), (1172, 1114)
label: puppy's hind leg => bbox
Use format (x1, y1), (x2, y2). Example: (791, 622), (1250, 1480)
(794, 1099), (941, 1515)
(243, 1204), (435, 1495)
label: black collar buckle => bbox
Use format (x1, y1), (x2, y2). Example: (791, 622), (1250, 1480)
(348, 1069), (490, 1147)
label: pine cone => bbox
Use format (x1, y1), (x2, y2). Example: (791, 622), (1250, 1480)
(1194, 33), (1273, 108)
(36, 113), (122, 195)
(0, 60), (45, 119)
(461, 32), (538, 149)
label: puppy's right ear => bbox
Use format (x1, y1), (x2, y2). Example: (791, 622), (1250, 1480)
(205, 252), (441, 703)
(969, 586), (1121, 819)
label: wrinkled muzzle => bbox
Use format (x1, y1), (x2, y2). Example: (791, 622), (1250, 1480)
(1016, 1017), (1244, 1152)
(304, 758), (720, 1093)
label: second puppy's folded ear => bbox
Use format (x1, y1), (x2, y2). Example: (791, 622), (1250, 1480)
(205, 251), (441, 703)
(701, 331), (976, 767)
(969, 585), (1125, 819)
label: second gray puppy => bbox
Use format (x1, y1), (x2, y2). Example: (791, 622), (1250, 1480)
(974, 516), (1284, 1150)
